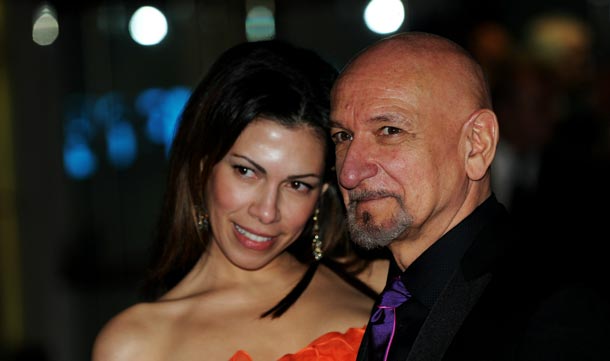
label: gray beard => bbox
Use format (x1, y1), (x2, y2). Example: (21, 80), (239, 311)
(345, 191), (412, 249)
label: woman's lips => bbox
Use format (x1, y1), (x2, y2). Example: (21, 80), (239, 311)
(234, 223), (275, 251)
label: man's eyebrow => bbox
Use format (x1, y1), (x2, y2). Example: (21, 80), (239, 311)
(331, 114), (406, 126)
(370, 114), (404, 123)
(329, 119), (344, 128)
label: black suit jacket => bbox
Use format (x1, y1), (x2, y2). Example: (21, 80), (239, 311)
(357, 196), (610, 361)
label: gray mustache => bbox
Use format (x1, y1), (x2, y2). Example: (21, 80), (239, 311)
(347, 190), (401, 205)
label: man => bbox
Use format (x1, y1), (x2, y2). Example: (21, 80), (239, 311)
(330, 31), (609, 361)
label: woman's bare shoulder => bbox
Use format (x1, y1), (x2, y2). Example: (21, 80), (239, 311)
(91, 302), (166, 361)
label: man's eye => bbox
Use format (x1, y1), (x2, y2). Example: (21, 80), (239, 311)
(380, 126), (402, 135)
(331, 131), (352, 144)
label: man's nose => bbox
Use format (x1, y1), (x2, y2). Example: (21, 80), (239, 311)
(337, 139), (378, 190)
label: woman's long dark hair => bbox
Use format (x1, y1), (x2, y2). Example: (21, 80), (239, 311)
(142, 40), (378, 316)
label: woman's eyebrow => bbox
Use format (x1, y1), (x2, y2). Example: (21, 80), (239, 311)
(232, 154), (322, 180)
(231, 154), (266, 175)
(287, 173), (322, 181)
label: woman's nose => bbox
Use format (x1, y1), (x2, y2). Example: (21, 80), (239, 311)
(248, 188), (280, 224)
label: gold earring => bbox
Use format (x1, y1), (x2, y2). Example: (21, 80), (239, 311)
(195, 205), (209, 231)
(311, 208), (323, 260)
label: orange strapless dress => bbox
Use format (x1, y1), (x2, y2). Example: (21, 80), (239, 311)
(229, 326), (365, 361)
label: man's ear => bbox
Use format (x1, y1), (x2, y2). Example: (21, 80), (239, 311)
(463, 109), (499, 180)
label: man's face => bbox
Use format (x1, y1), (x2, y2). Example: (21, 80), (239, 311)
(329, 58), (466, 249)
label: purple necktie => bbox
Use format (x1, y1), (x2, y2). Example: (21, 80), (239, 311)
(369, 276), (411, 361)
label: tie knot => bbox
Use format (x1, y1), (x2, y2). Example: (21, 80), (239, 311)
(378, 276), (410, 308)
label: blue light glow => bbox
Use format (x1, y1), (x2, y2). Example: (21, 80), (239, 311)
(63, 86), (190, 180)
(63, 134), (97, 179)
(93, 92), (126, 128)
(106, 121), (137, 168)
(136, 86), (191, 155)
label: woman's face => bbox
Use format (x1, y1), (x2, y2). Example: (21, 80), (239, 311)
(206, 118), (326, 270)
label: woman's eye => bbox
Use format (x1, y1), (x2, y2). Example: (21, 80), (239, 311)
(380, 126), (402, 135)
(331, 131), (352, 144)
(290, 181), (313, 192)
(234, 166), (255, 178)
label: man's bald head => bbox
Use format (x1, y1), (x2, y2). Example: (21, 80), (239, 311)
(339, 32), (492, 112)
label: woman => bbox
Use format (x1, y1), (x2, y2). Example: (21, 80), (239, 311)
(92, 40), (388, 360)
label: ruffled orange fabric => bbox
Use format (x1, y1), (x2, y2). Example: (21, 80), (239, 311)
(229, 326), (365, 361)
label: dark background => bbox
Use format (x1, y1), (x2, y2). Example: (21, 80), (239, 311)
(1, 1), (608, 360)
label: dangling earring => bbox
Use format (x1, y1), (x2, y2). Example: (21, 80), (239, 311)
(311, 208), (323, 260)
(194, 205), (209, 231)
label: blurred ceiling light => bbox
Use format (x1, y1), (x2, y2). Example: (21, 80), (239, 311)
(525, 13), (593, 86)
(128, 6), (168, 46)
(364, 0), (405, 35)
(245, 5), (275, 41)
(526, 14), (592, 66)
(32, 4), (59, 46)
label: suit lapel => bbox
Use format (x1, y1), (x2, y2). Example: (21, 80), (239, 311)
(406, 268), (492, 361)
(405, 199), (510, 361)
